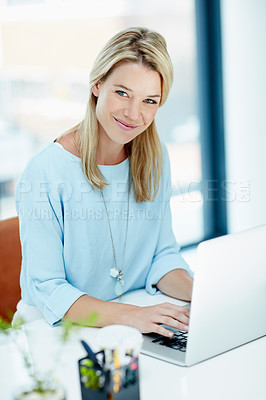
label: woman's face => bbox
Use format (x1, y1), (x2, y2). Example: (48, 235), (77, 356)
(92, 62), (162, 146)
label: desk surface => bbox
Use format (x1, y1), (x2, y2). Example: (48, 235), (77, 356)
(1, 289), (266, 400)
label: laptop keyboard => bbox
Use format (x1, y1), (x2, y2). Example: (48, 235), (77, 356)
(151, 331), (188, 352)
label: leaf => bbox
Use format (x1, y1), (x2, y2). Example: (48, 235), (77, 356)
(60, 312), (98, 342)
(0, 316), (11, 333)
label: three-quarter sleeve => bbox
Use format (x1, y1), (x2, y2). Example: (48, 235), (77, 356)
(145, 146), (193, 295)
(16, 159), (86, 325)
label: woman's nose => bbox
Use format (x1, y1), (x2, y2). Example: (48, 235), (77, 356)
(124, 99), (141, 121)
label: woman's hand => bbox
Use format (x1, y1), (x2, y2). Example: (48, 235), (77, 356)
(126, 302), (190, 337)
(64, 295), (189, 337)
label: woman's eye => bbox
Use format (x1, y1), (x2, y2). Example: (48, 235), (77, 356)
(144, 98), (157, 104)
(116, 90), (127, 97)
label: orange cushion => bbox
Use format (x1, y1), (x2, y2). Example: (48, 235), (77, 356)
(0, 217), (22, 319)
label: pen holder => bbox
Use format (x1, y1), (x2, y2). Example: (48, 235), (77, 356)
(78, 352), (140, 400)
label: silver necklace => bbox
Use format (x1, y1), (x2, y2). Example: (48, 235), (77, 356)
(100, 166), (131, 299)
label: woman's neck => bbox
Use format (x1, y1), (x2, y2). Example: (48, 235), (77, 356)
(96, 134), (127, 166)
(96, 147), (127, 165)
(70, 125), (128, 165)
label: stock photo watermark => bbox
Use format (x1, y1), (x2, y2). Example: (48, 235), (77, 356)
(15, 179), (251, 221)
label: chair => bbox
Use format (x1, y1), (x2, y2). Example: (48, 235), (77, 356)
(0, 217), (22, 319)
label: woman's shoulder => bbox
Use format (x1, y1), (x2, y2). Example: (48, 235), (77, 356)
(55, 130), (80, 158)
(23, 142), (57, 171)
(19, 137), (77, 181)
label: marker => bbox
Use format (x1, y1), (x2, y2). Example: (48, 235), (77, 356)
(81, 340), (102, 370)
(112, 348), (122, 393)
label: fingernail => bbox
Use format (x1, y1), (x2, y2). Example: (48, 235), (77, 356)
(168, 331), (174, 337)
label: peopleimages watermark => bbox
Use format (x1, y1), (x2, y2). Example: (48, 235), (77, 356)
(171, 179), (251, 203)
(16, 178), (251, 204)
(17, 207), (164, 221)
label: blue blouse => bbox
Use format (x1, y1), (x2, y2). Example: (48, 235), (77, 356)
(15, 141), (193, 325)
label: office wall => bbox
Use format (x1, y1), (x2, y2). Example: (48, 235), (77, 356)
(221, 0), (266, 233)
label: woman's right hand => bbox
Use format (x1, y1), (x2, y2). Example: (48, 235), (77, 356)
(64, 295), (189, 337)
(126, 302), (190, 337)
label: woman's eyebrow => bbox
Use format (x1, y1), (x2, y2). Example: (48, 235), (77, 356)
(114, 84), (161, 98)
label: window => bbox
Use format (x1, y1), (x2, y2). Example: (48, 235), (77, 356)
(0, 0), (206, 246)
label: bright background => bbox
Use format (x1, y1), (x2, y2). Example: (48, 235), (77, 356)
(0, 0), (203, 247)
(0, 0), (266, 247)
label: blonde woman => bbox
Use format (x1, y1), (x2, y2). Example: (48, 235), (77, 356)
(15, 27), (193, 338)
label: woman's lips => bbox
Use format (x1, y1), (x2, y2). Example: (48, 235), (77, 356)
(114, 117), (138, 131)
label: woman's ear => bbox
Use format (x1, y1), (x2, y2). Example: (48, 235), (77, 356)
(92, 81), (101, 97)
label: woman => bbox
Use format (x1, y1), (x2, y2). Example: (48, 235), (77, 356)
(15, 27), (193, 338)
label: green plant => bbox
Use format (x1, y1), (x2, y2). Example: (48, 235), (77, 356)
(0, 313), (98, 398)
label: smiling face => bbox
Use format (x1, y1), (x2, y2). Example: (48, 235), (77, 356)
(92, 62), (162, 147)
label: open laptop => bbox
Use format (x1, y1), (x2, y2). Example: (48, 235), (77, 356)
(141, 224), (266, 366)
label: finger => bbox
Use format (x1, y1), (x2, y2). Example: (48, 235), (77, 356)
(160, 302), (190, 316)
(182, 307), (190, 315)
(153, 324), (175, 338)
(177, 313), (189, 325)
(159, 316), (189, 332)
(182, 307), (190, 317)
(157, 304), (190, 324)
(157, 312), (189, 326)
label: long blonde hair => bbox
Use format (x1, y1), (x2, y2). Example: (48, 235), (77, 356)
(74, 27), (173, 202)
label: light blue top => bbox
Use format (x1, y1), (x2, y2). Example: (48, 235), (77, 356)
(15, 141), (193, 326)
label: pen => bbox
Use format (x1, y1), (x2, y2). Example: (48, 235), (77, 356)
(112, 348), (122, 394)
(81, 340), (102, 370)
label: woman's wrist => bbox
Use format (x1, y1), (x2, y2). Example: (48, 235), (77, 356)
(64, 294), (140, 328)
(103, 301), (140, 327)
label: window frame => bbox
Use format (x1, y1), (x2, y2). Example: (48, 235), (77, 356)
(193, 0), (227, 245)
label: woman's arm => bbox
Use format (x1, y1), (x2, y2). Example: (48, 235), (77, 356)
(64, 294), (190, 337)
(156, 269), (193, 301)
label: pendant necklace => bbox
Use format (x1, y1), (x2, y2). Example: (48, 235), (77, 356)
(100, 165), (131, 299)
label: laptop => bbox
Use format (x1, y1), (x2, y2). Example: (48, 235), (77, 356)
(141, 224), (266, 366)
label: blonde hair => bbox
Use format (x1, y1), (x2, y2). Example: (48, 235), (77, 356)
(74, 27), (173, 202)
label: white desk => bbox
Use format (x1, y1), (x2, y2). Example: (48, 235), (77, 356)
(1, 289), (266, 400)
